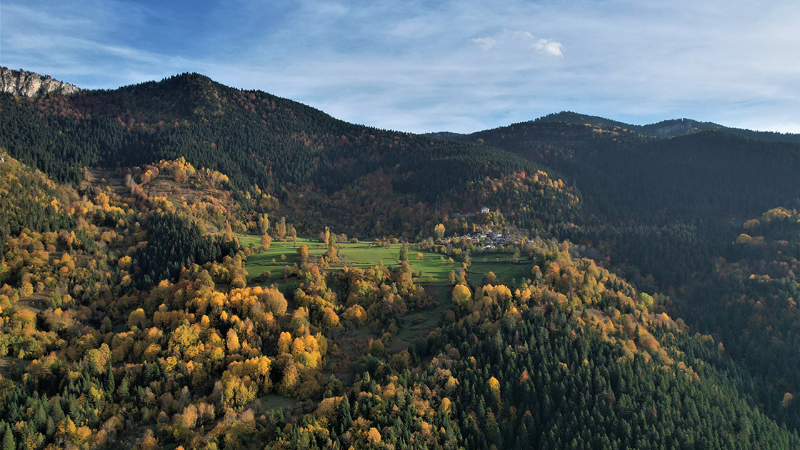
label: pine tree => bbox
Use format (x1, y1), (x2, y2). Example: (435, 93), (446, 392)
(45, 417), (55, 438)
(338, 395), (352, 433)
(2, 426), (14, 450)
(105, 365), (115, 394)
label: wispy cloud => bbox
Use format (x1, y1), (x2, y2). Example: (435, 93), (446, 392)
(533, 39), (563, 57)
(475, 31), (564, 57)
(471, 37), (497, 51)
(1, 0), (798, 134)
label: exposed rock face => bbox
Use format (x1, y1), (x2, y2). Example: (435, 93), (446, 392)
(0, 67), (81, 97)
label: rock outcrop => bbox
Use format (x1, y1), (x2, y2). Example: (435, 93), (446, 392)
(0, 67), (81, 97)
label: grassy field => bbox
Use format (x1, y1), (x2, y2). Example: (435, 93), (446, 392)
(468, 253), (531, 286)
(239, 234), (531, 293)
(239, 235), (462, 287)
(338, 242), (458, 284)
(239, 236), (315, 277)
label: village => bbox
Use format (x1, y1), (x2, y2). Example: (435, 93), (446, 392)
(447, 207), (517, 249)
(451, 231), (511, 249)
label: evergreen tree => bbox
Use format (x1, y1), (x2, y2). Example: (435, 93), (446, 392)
(2, 426), (14, 450)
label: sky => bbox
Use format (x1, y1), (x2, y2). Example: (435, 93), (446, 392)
(1, 0), (798, 134)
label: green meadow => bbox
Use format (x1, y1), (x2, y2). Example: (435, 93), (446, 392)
(238, 234), (530, 289)
(239, 235), (460, 285)
(469, 252), (532, 286)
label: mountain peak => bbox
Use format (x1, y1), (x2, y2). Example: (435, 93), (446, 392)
(0, 67), (81, 97)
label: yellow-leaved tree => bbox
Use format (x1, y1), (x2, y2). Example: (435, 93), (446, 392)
(434, 223), (445, 240)
(452, 284), (472, 308)
(488, 376), (501, 399)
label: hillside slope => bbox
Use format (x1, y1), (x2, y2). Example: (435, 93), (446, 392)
(448, 120), (800, 224)
(0, 156), (798, 449)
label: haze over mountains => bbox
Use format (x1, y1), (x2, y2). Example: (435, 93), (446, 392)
(2, 67), (800, 449)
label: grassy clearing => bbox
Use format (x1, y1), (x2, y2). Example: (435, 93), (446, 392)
(240, 234), (533, 292)
(468, 253), (531, 286)
(257, 394), (298, 412)
(0, 357), (13, 377)
(239, 235), (461, 284)
(337, 242), (459, 284)
(236, 235), (533, 385)
(393, 300), (450, 352)
(238, 236), (315, 285)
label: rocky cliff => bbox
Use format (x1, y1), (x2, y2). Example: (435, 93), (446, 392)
(0, 67), (81, 97)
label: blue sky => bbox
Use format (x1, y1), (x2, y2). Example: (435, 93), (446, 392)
(1, 0), (798, 133)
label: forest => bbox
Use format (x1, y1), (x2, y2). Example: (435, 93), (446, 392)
(1, 71), (800, 449)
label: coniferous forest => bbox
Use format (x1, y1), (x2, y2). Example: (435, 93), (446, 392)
(1, 69), (800, 449)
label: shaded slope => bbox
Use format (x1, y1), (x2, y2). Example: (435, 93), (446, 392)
(455, 121), (800, 224)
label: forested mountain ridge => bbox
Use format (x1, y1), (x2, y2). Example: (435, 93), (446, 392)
(438, 119), (800, 283)
(533, 111), (800, 142)
(454, 122), (800, 223)
(427, 111), (800, 143)
(0, 71), (580, 239)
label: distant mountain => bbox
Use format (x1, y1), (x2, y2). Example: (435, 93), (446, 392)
(0, 66), (81, 97)
(533, 111), (636, 132)
(534, 111), (800, 143)
(422, 131), (466, 140)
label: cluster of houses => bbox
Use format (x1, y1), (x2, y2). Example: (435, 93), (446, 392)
(447, 207), (518, 249)
(454, 231), (510, 249)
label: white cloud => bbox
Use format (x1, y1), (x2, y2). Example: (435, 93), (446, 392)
(502, 31), (565, 56)
(533, 39), (564, 57)
(471, 37), (497, 51)
(513, 31), (535, 41)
